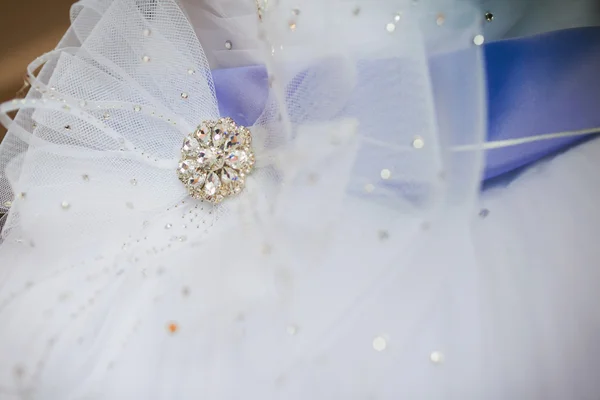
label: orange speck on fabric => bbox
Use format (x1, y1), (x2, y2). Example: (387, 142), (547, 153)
(167, 322), (179, 334)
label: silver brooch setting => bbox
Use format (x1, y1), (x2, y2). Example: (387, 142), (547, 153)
(177, 118), (255, 203)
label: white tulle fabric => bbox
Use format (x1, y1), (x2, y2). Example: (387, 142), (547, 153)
(1, 0), (598, 399)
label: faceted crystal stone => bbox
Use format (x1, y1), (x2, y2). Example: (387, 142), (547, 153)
(197, 148), (217, 170)
(187, 173), (206, 188)
(212, 122), (227, 148)
(221, 167), (240, 185)
(182, 137), (199, 152)
(203, 172), (221, 196)
(212, 154), (225, 171)
(195, 123), (212, 145)
(178, 159), (197, 175)
(224, 131), (243, 150)
(226, 150), (248, 170)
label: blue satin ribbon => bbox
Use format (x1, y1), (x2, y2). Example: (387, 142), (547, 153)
(212, 27), (600, 182)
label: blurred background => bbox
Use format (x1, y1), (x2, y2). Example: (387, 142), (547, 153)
(0, 0), (73, 138)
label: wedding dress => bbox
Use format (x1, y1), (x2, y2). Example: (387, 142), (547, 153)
(0, 0), (599, 399)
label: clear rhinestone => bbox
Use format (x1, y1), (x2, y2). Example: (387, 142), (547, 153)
(196, 148), (217, 170)
(203, 172), (221, 196)
(212, 122), (227, 147)
(182, 137), (200, 152)
(221, 167), (240, 186)
(225, 150), (248, 170)
(224, 131), (243, 150)
(178, 159), (197, 175)
(194, 123), (212, 144)
(212, 154), (225, 171)
(187, 173), (206, 188)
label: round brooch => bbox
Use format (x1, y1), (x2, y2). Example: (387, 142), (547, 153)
(177, 118), (255, 203)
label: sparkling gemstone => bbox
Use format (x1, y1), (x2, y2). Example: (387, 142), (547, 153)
(212, 154), (225, 170)
(197, 148), (217, 170)
(221, 167), (240, 186)
(182, 137), (199, 152)
(226, 150), (248, 170)
(187, 173), (206, 188)
(223, 130), (243, 150)
(194, 123), (212, 144)
(178, 159), (197, 175)
(212, 122), (227, 147)
(203, 172), (221, 196)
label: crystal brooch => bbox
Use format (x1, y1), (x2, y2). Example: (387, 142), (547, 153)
(177, 118), (255, 203)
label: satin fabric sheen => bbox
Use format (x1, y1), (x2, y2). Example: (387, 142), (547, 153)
(213, 26), (600, 182)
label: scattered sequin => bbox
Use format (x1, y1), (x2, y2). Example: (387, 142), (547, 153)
(386, 23), (396, 33)
(165, 223), (172, 229)
(289, 21), (297, 31)
(473, 35), (485, 46)
(286, 325), (299, 336)
(479, 208), (490, 218)
(130, 179), (138, 186)
(142, 55), (151, 62)
(394, 13), (402, 22)
(412, 136), (425, 149)
(225, 40), (233, 50)
(485, 12), (494, 22)
(380, 169), (391, 179)
(143, 28), (151, 37)
(61, 201), (70, 210)
(373, 336), (387, 352)
(181, 92), (189, 99)
(187, 68), (195, 75)
(364, 183), (375, 193)
(430, 351), (444, 364)
(82, 174), (90, 181)
(436, 13), (445, 26)
(3, 201), (12, 208)
(134, 105), (142, 112)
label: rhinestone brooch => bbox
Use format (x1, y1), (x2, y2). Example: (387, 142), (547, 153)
(177, 118), (255, 203)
